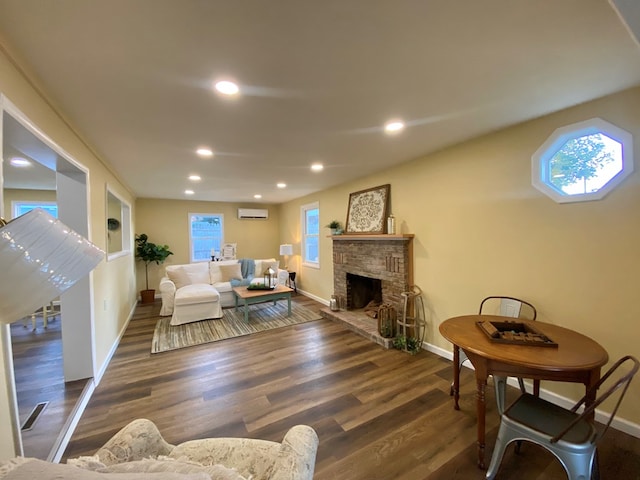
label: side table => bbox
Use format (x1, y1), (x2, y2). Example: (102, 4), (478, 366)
(287, 271), (297, 293)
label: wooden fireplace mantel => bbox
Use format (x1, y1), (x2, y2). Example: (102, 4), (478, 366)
(329, 234), (414, 241)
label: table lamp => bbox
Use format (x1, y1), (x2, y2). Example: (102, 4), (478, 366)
(0, 208), (104, 324)
(279, 243), (293, 271)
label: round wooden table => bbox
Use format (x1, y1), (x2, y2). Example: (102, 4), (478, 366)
(440, 314), (608, 469)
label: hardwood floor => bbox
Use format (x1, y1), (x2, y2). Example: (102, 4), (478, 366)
(10, 313), (87, 460)
(61, 295), (640, 479)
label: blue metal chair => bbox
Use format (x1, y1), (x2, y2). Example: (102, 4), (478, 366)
(486, 355), (639, 480)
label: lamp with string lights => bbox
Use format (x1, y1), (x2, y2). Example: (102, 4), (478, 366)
(0, 208), (104, 325)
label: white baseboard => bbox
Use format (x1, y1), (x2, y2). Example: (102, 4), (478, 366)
(94, 301), (136, 384)
(298, 289), (329, 306)
(421, 340), (640, 439)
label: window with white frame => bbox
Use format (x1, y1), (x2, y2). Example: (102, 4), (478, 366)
(301, 202), (319, 267)
(12, 201), (58, 219)
(106, 188), (132, 260)
(532, 118), (633, 203)
(189, 213), (224, 262)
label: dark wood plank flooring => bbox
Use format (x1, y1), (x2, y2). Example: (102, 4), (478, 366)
(10, 313), (87, 460)
(61, 296), (640, 479)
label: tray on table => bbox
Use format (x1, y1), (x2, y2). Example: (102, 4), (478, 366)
(476, 320), (558, 347)
(246, 283), (275, 291)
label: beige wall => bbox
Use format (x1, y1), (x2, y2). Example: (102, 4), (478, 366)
(280, 87), (640, 426)
(135, 199), (281, 292)
(0, 47), (137, 458)
(2, 188), (56, 218)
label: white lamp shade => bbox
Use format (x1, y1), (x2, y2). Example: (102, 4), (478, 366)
(279, 244), (293, 256)
(0, 208), (104, 324)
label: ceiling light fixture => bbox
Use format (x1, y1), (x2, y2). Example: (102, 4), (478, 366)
(384, 120), (405, 134)
(277, 183), (287, 189)
(311, 163), (324, 172)
(185, 190), (195, 195)
(188, 175), (201, 182)
(214, 80), (240, 96)
(254, 194), (262, 199)
(10, 157), (31, 167)
(196, 148), (213, 157)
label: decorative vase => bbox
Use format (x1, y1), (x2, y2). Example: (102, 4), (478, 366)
(330, 295), (339, 311)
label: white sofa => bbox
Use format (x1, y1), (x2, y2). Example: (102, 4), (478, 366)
(0, 418), (319, 480)
(159, 258), (289, 325)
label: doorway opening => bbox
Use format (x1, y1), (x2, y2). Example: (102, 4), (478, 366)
(1, 103), (95, 460)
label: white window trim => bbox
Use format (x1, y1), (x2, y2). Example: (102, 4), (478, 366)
(189, 212), (225, 263)
(301, 201), (320, 269)
(106, 186), (132, 262)
(532, 117), (634, 204)
(11, 200), (57, 219)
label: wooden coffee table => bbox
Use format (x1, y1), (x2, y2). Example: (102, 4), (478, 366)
(232, 284), (294, 322)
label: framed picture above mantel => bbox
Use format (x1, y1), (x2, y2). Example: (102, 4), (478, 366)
(345, 184), (390, 234)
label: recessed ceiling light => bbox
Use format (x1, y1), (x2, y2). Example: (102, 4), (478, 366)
(196, 148), (213, 157)
(311, 163), (324, 172)
(188, 175), (201, 182)
(254, 194), (262, 199)
(10, 157), (31, 167)
(384, 120), (405, 134)
(277, 183), (287, 189)
(185, 189), (195, 195)
(214, 80), (240, 96)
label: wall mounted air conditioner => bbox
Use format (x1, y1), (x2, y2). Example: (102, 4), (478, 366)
(237, 208), (269, 219)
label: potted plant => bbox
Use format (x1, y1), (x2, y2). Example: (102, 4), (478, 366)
(135, 233), (173, 303)
(392, 334), (422, 355)
(326, 220), (343, 235)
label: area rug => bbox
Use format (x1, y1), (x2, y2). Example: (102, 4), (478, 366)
(151, 302), (321, 353)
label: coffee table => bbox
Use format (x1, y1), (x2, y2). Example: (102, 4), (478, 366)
(232, 284), (293, 322)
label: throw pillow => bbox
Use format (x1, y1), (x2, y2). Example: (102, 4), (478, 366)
(167, 267), (191, 290)
(260, 260), (279, 275)
(255, 259), (279, 276)
(209, 260), (239, 284)
(219, 263), (243, 282)
(181, 263), (211, 285)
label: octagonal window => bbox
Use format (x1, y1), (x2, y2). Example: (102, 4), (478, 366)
(532, 118), (633, 203)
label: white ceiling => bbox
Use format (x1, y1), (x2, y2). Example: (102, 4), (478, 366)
(1, 0), (639, 204)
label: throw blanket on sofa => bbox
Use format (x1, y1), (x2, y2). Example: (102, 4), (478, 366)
(230, 258), (255, 287)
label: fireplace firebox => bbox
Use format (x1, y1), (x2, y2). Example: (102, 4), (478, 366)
(347, 273), (382, 309)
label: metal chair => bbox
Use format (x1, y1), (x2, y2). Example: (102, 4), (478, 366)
(486, 355), (639, 480)
(450, 296), (537, 399)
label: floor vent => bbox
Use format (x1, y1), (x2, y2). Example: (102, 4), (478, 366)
(21, 402), (48, 431)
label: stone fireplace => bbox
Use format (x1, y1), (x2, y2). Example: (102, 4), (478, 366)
(331, 234), (414, 318)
